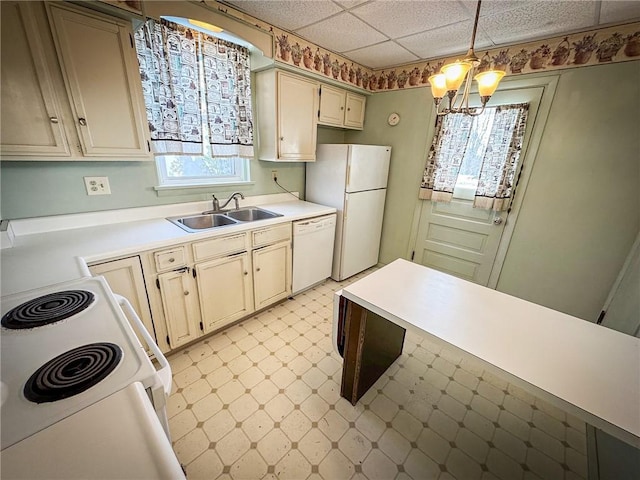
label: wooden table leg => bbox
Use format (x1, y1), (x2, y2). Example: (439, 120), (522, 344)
(340, 299), (406, 405)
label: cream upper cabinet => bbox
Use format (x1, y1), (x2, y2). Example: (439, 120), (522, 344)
(344, 92), (366, 129)
(318, 84), (346, 127)
(0, 2), (71, 157)
(46, 2), (150, 158)
(256, 69), (319, 162)
(318, 83), (366, 130)
(0, 1), (151, 161)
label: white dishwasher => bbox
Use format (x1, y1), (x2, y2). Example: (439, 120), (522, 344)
(292, 214), (336, 295)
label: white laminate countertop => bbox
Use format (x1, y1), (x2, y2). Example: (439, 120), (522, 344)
(341, 259), (640, 448)
(1, 197), (335, 296)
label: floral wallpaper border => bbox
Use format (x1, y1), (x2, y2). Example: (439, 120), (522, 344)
(369, 22), (640, 92)
(209, 1), (639, 93)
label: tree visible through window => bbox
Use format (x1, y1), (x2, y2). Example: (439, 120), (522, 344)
(134, 19), (253, 186)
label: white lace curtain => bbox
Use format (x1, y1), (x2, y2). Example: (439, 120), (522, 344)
(134, 20), (254, 157)
(419, 103), (529, 211)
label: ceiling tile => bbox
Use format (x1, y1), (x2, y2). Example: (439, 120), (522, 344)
(599, 1), (640, 25)
(295, 12), (388, 53)
(224, 1), (342, 31)
(351, 1), (470, 39)
(397, 20), (493, 60)
(344, 41), (420, 69)
(459, 0), (531, 18)
(334, 0), (369, 9)
(479, 1), (597, 45)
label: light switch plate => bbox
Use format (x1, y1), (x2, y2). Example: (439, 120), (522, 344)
(84, 176), (111, 195)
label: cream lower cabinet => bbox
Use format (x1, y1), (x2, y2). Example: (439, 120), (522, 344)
(157, 267), (202, 349)
(145, 223), (292, 352)
(196, 252), (254, 333)
(253, 241), (292, 310)
(88, 256), (156, 355)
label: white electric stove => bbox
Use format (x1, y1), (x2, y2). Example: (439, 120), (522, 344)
(0, 276), (181, 477)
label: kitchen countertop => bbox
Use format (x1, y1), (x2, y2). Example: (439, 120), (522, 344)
(341, 259), (640, 448)
(1, 196), (335, 296)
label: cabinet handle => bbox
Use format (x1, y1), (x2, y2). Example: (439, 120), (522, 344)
(280, 136), (284, 141)
(184, 290), (189, 296)
(168, 257), (175, 263)
(340, 106), (344, 110)
(244, 271), (248, 276)
(347, 108), (351, 111)
(78, 117), (87, 126)
(50, 117), (59, 124)
(256, 267), (261, 272)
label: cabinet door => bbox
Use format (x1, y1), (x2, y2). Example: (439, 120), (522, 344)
(158, 269), (202, 349)
(344, 92), (366, 130)
(253, 241), (292, 310)
(196, 253), (254, 333)
(277, 71), (318, 161)
(47, 3), (150, 158)
(89, 257), (155, 355)
(0, 2), (70, 157)
(318, 84), (346, 127)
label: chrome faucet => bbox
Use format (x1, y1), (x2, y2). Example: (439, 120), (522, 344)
(219, 192), (245, 210)
(211, 194), (220, 212)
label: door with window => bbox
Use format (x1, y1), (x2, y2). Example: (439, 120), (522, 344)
(412, 86), (546, 286)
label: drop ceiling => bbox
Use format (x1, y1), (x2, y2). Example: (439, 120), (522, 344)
(220, 0), (640, 69)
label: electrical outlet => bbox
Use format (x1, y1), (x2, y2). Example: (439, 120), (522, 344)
(84, 176), (111, 195)
(271, 170), (278, 181)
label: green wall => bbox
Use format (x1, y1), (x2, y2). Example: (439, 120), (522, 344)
(0, 126), (346, 219)
(347, 61), (640, 321)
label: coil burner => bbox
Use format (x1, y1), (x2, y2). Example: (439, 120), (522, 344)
(1, 290), (95, 329)
(24, 343), (123, 403)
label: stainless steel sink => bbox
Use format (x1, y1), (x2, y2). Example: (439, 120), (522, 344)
(167, 207), (282, 232)
(168, 213), (238, 232)
(224, 207), (282, 222)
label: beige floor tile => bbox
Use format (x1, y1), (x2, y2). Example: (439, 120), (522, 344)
(361, 448), (397, 480)
(229, 449), (267, 480)
(257, 428), (292, 464)
(186, 450), (224, 480)
(164, 274), (587, 480)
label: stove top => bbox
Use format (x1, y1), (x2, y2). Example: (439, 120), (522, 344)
(24, 342), (123, 404)
(0, 277), (157, 450)
(1, 290), (95, 329)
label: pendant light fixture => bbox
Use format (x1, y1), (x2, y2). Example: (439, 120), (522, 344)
(428, 0), (505, 116)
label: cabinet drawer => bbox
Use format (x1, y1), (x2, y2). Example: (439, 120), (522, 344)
(193, 232), (249, 261)
(252, 223), (292, 248)
(154, 247), (186, 272)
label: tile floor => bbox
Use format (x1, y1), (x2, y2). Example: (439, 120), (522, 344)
(166, 270), (588, 480)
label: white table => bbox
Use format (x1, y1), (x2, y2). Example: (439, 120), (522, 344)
(338, 259), (640, 447)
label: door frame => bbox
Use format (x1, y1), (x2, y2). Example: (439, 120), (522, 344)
(407, 74), (559, 288)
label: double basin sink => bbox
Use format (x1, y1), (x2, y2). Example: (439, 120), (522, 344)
(168, 207), (283, 233)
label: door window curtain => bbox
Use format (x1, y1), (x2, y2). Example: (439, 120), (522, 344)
(135, 20), (254, 158)
(473, 104), (529, 211)
(419, 113), (474, 203)
(419, 103), (529, 211)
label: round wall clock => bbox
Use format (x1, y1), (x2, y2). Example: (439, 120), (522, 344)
(387, 112), (400, 126)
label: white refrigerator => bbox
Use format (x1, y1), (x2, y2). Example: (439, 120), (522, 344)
(306, 144), (391, 281)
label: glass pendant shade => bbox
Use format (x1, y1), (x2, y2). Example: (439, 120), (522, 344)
(428, 74), (448, 99)
(474, 70), (506, 97)
(441, 61), (472, 91)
